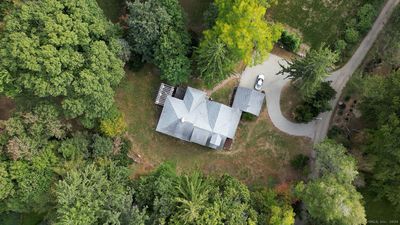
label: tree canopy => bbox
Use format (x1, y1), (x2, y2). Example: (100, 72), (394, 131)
(197, 0), (281, 86)
(54, 163), (146, 225)
(279, 46), (338, 99)
(296, 139), (366, 224)
(360, 72), (400, 210)
(126, 0), (191, 85)
(315, 139), (358, 183)
(0, 0), (125, 128)
(297, 175), (366, 225)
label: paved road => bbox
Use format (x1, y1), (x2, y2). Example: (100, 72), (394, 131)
(239, 0), (400, 143)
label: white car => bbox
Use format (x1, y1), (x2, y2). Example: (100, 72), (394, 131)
(254, 74), (265, 91)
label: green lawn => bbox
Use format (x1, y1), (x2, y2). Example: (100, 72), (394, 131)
(115, 66), (312, 185)
(269, 0), (381, 48)
(210, 79), (238, 105)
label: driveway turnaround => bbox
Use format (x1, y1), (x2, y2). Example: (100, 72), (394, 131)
(239, 54), (316, 138)
(239, 0), (400, 143)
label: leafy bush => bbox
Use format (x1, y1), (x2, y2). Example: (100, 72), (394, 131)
(294, 82), (336, 122)
(327, 126), (351, 148)
(334, 39), (347, 55)
(345, 27), (360, 44)
(279, 30), (301, 52)
(290, 154), (310, 172)
(357, 4), (377, 33)
(100, 107), (127, 138)
(91, 135), (113, 158)
(58, 132), (90, 160)
(242, 112), (257, 121)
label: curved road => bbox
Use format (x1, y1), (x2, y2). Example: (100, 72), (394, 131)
(239, 0), (400, 143)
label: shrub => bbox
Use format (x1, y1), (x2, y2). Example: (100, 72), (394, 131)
(345, 27), (360, 44)
(100, 108), (127, 138)
(111, 138), (134, 167)
(294, 82), (336, 122)
(290, 154), (310, 172)
(334, 39), (347, 55)
(91, 135), (113, 158)
(203, 2), (218, 29)
(127, 53), (145, 71)
(279, 30), (301, 52)
(242, 112), (257, 121)
(58, 133), (90, 160)
(357, 4), (377, 33)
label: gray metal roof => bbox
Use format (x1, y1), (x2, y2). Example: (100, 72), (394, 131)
(156, 87), (242, 149)
(232, 87), (265, 116)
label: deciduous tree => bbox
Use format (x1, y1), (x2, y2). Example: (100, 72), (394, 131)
(315, 139), (358, 183)
(126, 0), (191, 85)
(0, 0), (124, 128)
(296, 176), (366, 225)
(197, 0), (281, 86)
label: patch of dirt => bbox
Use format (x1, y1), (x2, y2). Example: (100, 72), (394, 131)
(272, 46), (298, 60)
(280, 83), (302, 122)
(0, 96), (15, 120)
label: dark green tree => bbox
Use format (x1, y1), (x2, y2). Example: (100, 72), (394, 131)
(279, 46), (338, 99)
(91, 134), (113, 158)
(279, 30), (301, 52)
(1, 148), (59, 213)
(54, 162), (145, 225)
(196, 39), (235, 87)
(126, 0), (191, 85)
(360, 72), (400, 210)
(357, 4), (377, 33)
(0, 0), (124, 128)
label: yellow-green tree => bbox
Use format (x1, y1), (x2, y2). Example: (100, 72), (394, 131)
(197, 0), (281, 85)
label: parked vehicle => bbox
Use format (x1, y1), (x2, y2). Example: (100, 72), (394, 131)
(254, 74), (265, 91)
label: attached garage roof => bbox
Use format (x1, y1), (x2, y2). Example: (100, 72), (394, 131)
(232, 87), (265, 116)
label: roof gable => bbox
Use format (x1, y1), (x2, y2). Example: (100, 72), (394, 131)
(232, 87), (265, 116)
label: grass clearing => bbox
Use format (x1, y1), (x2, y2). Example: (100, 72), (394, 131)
(280, 83), (302, 122)
(96, 0), (125, 22)
(116, 66), (312, 186)
(210, 79), (238, 105)
(269, 0), (381, 48)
